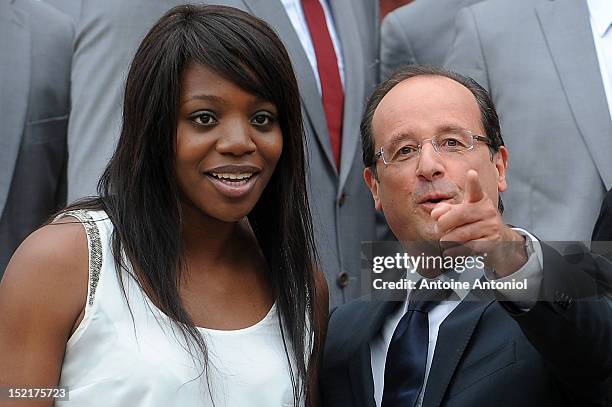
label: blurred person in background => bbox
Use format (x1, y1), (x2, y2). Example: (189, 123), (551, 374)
(0, 6), (328, 406)
(380, 0), (482, 80)
(593, 189), (612, 242)
(592, 189), (612, 263)
(0, 0), (72, 276)
(445, 0), (612, 242)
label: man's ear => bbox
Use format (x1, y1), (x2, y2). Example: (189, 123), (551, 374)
(494, 146), (509, 193)
(364, 167), (383, 210)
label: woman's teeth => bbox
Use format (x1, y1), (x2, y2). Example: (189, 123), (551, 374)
(209, 172), (253, 181)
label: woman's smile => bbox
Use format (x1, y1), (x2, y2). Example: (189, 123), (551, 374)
(203, 164), (261, 199)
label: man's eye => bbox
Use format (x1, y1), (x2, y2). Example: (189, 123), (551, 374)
(251, 112), (275, 127)
(397, 145), (418, 155)
(440, 137), (468, 149)
(191, 112), (217, 126)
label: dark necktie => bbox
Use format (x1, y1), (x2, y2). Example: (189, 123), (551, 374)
(300, 0), (344, 169)
(381, 287), (453, 407)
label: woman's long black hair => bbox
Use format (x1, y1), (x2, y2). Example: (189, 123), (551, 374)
(65, 4), (319, 404)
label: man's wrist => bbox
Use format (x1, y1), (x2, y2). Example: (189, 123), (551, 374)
(492, 228), (529, 277)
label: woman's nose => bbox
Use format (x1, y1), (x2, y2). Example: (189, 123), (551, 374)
(215, 120), (257, 156)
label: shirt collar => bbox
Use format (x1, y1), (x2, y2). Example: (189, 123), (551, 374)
(588, 0), (612, 37)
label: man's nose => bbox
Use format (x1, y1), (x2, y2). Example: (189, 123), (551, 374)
(215, 120), (257, 156)
(415, 142), (444, 180)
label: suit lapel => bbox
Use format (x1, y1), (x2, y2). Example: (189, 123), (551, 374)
(348, 300), (400, 407)
(328, 0), (366, 190)
(421, 289), (495, 407)
(242, 0), (337, 173)
(349, 342), (375, 407)
(0, 1), (30, 216)
(536, 0), (612, 190)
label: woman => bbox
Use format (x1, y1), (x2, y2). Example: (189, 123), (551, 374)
(0, 5), (327, 406)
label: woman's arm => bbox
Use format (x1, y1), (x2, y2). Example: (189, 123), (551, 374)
(0, 219), (88, 407)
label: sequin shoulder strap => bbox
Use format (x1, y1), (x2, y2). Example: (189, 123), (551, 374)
(53, 210), (103, 306)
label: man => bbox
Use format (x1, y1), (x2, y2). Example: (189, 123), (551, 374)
(444, 0), (612, 242)
(45, 0), (380, 305)
(0, 0), (73, 275)
(320, 66), (612, 406)
(380, 0), (481, 79)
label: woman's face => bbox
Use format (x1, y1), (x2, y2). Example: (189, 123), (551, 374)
(175, 62), (283, 223)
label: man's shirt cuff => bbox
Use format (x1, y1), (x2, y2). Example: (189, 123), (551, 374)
(483, 227), (543, 310)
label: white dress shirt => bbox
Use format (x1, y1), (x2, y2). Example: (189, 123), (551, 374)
(280, 0), (345, 93)
(587, 0), (612, 119)
(370, 229), (544, 407)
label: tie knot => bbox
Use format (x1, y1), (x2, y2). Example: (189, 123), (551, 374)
(407, 286), (454, 313)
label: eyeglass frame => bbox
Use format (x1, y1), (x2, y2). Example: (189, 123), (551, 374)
(373, 130), (491, 166)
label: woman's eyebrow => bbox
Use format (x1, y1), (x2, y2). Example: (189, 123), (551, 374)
(180, 93), (275, 108)
(180, 94), (226, 106)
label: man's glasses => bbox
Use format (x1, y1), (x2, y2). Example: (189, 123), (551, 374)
(374, 129), (491, 166)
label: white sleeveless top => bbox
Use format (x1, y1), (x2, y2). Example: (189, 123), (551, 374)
(56, 210), (304, 406)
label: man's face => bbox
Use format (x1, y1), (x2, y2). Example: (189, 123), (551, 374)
(364, 75), (508, 242)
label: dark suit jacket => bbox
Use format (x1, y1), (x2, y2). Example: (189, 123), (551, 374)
(0, 0), (73, 275)
(320, 244), (612, 406)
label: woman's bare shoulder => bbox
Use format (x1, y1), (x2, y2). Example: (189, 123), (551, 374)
(0, 216), (91, 387)
(0, 216), (89, 339)
(5, 216), (89, 282)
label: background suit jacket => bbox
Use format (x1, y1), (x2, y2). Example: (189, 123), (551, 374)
(0, 0), (73, 275)
(320, 244), (612, 406)
(593, 188), (612, 242)
(444, 0), (612, 242)
(380, 0), (482, 79)
(45, 0), (381, 306)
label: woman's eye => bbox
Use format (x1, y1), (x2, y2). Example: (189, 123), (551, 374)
(190, 112), (217, 126)
(251, 112), (275, 127)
